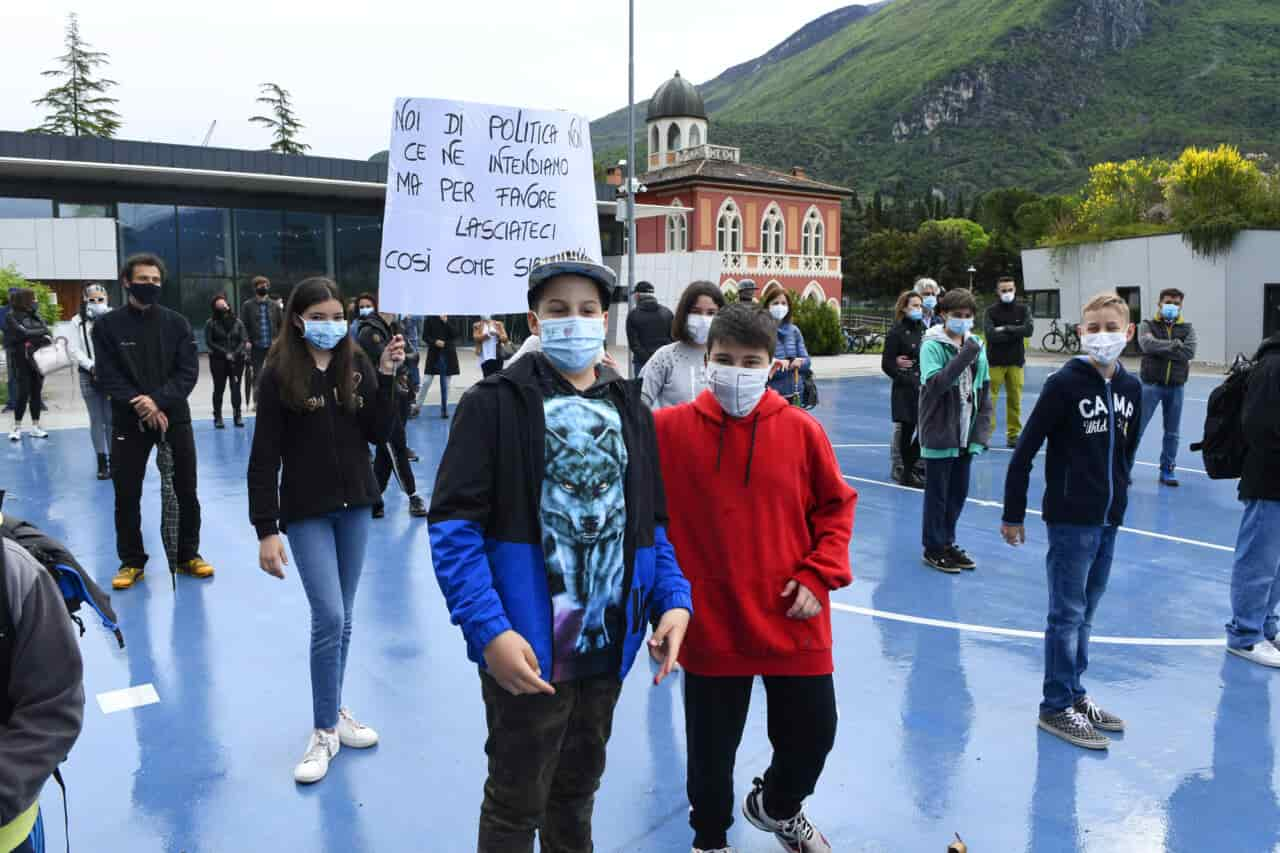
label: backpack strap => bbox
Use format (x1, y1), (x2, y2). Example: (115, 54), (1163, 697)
(0, 541), (13, 726)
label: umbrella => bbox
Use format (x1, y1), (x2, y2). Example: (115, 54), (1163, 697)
(156, 433), (179, 590)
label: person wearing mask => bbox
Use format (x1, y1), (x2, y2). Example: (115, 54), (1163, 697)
(640, 281), (724, 410)
(353, 294), (427, 519)
(3, 290), (50, 443)
(472, 315), (510, 378)
(1137, 288), (1196, 487)
(914, 277), (944, 328)
(1223, 330), (1280, 668)
(93, 254), (213, 591)
(626, 281), (674, 375)
(428, 250), (691, 852)
(248, 277), (403, 783)
(68, 285), (113, 479)
(881, 290), (928, 488)
(654, 303), (856, 853)
(417, 315), (459, 420)
(760, 283), (810, 404)
(918, 288), (992, 574)
(1002, 291), (1141, 748)
(0, 538), (85, 853)
(984, 276), (1035, 446)
(204, 294), (248, 430)
(240, 276), (282, 410)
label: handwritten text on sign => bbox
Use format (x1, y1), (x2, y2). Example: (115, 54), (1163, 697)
(377, 98), (602, 315)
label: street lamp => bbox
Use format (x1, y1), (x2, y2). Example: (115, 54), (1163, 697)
(967, 265), (977, 289)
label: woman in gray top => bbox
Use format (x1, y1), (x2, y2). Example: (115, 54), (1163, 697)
(640, 281), (724, 410)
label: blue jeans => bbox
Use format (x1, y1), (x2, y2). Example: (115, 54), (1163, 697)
(287, 508), (371, 729)
(1042, 524), (1118, 715)
(1226, 500), (1280, 649)
(416, 353), (451, 414)
(922, 453), (972, 554)
(1139, 383), (1184, 473)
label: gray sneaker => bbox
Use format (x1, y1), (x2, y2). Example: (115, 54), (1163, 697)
(1074, 696), (1125, 732)
(743, 777), (832, 853)
(1038, 707), (1109, 750)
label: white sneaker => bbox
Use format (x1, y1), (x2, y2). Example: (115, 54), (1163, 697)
(1228, 642), (1280, 669)
(29, 425), (48, 439)
(8, 429), (19, 442)
(294, 729), (340, 784)
(337, 707), (379, 748)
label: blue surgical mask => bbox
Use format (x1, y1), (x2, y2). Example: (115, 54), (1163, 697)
(923, 295), (938, 310)
(539, 316), (605, 374)
(1161, 303), (1180, 321)
(302, 319), (349, 350)
(907, 308), (924, 322)
(358, 306), (374, 318)
(946, 317), (974, 337)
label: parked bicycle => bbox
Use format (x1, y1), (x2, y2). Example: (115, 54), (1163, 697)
(1041, 318), (1081, 354)
(844, 326), (885, 355)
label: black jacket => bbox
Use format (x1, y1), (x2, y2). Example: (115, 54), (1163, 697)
(881, 317), (926, 424)
(239, 297), (283, 349)
(247, 355), (395, 538)
(422, 316), (459, 377)
(1003, 357), (1143, 527)
(983, 301), (1034, 368)
(204, 313), (248, 361)
(92, 304), (199, 426)
(1240, 335), (1280, 501)
(1139, 317), (1197, 386)
(626, 299), (674, 369)
(3, 310), (50, 356)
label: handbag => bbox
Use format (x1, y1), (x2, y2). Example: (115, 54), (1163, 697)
(31, 337), (72, 377)
(499, 341), (516, 360)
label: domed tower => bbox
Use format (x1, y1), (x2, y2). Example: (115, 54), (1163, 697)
(646, 71), (708, 171)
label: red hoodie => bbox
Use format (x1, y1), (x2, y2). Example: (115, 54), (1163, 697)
(654, 389), (856, 677)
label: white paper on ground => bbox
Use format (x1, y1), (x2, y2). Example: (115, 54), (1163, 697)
(97, 683), (160, 714)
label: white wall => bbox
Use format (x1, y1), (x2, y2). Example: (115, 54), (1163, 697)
(1224, 230), (1280, 358)
(604, 250), (724, 348)
(0, 218), (117, 280)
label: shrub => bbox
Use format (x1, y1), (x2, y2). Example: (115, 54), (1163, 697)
(0, 265), (62, 326)
(791, 294), (844, 356)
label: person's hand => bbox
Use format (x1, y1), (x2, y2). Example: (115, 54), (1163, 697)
(379, 334), (406, 375)
(434, 339), (446, 349)
(770, 359), (784, 379)
(244, 341), (252, 352)
(226, 353), (234, 362)
(896, 355), (914, 369)
(782, 579), (822, 620)
(259, 534), (288, 579)
(484, 630), (556, 696)
(130, 394), (158, 418)
(649, 608), (690, 685)
(143, 410), (169, 433)
(600, 350), (619, 371)
(1002, 523), (1026, 546)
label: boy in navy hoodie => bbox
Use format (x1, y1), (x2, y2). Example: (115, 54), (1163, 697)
(1001, 291), (1142, 750)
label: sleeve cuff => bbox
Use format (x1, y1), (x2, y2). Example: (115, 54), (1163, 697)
(469, 614), (514, 658)
(794, 567), (837, 595)
(255, 521), (279, 540)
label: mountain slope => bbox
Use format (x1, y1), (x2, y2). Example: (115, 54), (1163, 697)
(592, 0), (1280, 195)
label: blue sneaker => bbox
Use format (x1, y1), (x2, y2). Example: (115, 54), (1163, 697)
(1159, 469), (1180, 487)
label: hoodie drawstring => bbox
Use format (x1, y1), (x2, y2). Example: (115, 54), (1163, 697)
(744, 412), (761, 487)
(715, 417), (727, 473)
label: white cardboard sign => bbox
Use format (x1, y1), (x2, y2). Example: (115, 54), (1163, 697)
(376, 98), (602, 315)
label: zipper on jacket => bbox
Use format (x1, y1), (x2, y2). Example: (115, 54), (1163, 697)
(1102, 376), (1115, 525)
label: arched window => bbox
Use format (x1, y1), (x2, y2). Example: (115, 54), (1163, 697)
(802, 207), (825, 258)
(802, 281), (827, 303)
(667, 123), (682, 152)
(666, 198), (688, 252)
(689, 124), (702, 147)
(760, 205), (784, 267)
(716, 199), (742, 256)
(650, 125), (660, 153)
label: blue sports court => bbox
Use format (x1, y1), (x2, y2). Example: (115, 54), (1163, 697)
(5, 365), (1275, 852)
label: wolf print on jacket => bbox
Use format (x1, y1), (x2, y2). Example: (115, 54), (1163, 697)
(541, 395), (629, 681)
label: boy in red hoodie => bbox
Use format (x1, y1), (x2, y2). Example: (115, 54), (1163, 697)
(654, 303), (857, 853)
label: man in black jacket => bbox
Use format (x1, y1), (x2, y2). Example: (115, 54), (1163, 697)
(983, 276), (1034, 446)
(93, 254), (213, 590)
(1224, 333), (1280, 668)
(625, 281), (673, 375)
(239, 276), (282, 409)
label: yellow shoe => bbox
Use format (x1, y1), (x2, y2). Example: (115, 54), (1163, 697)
(176, 557), (215, 579)
(112, 566), (145, 590)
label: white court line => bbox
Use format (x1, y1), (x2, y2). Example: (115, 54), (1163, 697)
(840, 473), (1235, 552)
(830, 603), (1225, 647)
(985, 446), (1208, 475)
(97, 683), (160, 714)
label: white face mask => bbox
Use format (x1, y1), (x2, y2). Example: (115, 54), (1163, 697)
(686, 314), (713, 345)
(999, 291), (1016, 304)
(768, 304), (789, 322)
(705, 364), (770, 418)
(1082, 331), (1128, 366)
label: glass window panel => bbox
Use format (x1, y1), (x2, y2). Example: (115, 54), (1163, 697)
(178, 207), (233, 278)
(58, 202), (113, 218)
(0, 198), (53, 218)
(335, 214), (382, 299)
(282, 211), (330, 285)
(234, 209), (285, 285)
(180, 275), (237, 351)
(118, 203), (179, 309)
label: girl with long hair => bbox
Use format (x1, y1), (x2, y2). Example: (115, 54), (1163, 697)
(639, 281), (725, 409)
(68, 284), (113, 477)
(4, 288), (51, 442)
(204, 293), (248, 429)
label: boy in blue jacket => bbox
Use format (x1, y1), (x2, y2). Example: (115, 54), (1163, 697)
(1001, 291), (1142, 750)
(428, 250), (692, 852)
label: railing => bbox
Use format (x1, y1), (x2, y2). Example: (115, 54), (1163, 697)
(720, 252), (842, 277)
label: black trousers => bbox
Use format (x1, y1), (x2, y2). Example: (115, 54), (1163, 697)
(111, 420), (201, 567)
(684, 672), (838, 849)
(478, 671), (623, 853)
(374, 396), (416, 498)
(209, 355), (244, 417)
(922, 452), (972, 554)
(246, 346), (269, 405)
(10, 359), (44, 421)
(897, 421), (920, 481)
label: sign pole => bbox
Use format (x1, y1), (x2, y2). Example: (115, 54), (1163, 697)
(626, 0), (637, 378)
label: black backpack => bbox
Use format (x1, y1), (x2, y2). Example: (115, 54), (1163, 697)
(1190, 353), (1254, 480)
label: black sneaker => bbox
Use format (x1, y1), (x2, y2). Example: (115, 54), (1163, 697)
(409, 495), (428, 517)
(1074, 696), (1124, 732)
(947, 545), (976, 570)
(371, 504), (385, 519)
(1038, 707), (1109, 750)
(923, 551), (962, 574)
(234, 412), (244, 428)
(742, 777), (831, 853)
(408, 448), (420, 463)
(213, 416), (225, 429)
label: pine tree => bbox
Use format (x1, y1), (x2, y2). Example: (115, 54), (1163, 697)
(250, 83), (310, 155)
(29, 13), (121, 138)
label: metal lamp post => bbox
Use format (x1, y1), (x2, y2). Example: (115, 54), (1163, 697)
(967, 265), (977, 289)
(625, 0), (637, 377)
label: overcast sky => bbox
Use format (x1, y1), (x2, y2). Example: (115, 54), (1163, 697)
(4, 1), (873, 160)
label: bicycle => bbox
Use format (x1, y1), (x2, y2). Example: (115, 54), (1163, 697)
(844, 326), (885, 355)
(1041, 318), (1081, 354)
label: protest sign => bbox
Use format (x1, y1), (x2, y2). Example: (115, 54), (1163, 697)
(376, 97), (603, 315)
